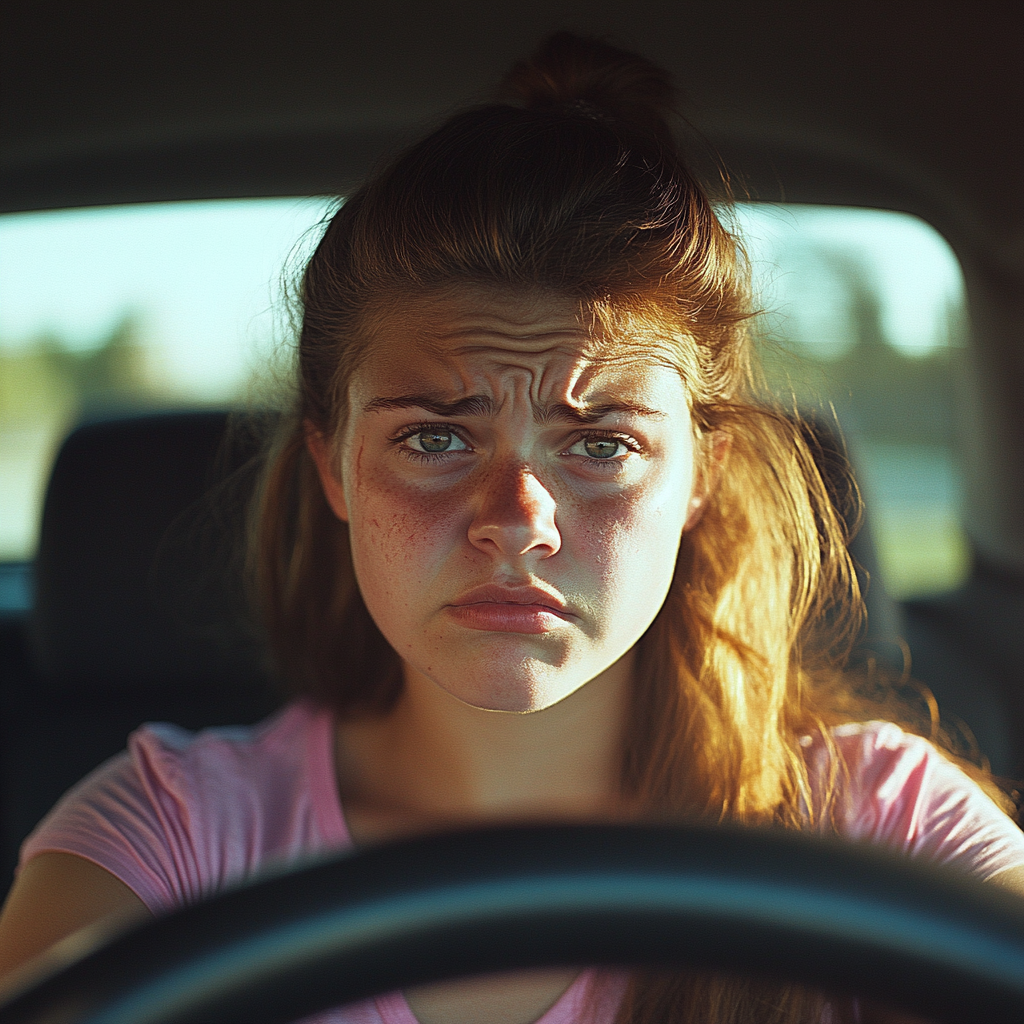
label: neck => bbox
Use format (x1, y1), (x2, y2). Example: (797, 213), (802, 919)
(335, 655), (633, 843)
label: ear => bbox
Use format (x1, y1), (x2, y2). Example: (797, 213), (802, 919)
(305, 421), (349, 523)
(683, 430), (730, 532)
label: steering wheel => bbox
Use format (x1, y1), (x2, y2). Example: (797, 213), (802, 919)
(0, 824), (1021, 1024)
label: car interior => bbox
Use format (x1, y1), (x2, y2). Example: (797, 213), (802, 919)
(0, 0), (1021, 1017)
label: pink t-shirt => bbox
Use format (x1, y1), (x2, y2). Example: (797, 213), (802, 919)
(20, 703), (1024, 1023)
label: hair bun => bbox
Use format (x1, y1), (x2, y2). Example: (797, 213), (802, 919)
(499, 32), (677, 147)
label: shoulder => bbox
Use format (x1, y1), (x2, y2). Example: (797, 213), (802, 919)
(21, 701), (349, 912)
(126, 700), (331, 812)
(805, 721), (1024, 880)
(827, 720), (944, 797)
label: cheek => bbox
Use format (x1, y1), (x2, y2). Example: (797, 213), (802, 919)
(578, 494), (682, 576)
(562, 463), (692, 606)
(346, 460), (465, 601)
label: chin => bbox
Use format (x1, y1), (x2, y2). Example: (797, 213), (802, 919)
(453, 692), (556, 715)
(442, 667), (587, 715)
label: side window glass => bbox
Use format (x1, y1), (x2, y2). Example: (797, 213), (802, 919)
(0, 199), (333, 563)
(733, 205), (969, 600)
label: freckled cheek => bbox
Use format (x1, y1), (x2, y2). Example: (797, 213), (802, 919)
(560, 477), (687, 588)
(348, 464), (467, 581)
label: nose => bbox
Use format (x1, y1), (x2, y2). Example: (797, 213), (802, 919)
(467, 461), (561, 560)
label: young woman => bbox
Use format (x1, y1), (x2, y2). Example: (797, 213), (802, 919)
(1, 32), (1022, 1024)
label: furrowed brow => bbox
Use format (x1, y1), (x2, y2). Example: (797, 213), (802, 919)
(364, 393), (495, 417)
(363, 394), (665, 423)
(540, 401), (666, 424)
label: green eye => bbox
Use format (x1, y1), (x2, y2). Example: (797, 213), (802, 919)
(583, 438), (621, 459)
(417, 430), (454, 452)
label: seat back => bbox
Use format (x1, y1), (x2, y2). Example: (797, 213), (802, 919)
(1, 412), (281, 887)
(32, 411), (271, 690)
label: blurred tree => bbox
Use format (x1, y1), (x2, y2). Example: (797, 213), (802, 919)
(0, 312), (161, 427)
(758, 243), (958, 447)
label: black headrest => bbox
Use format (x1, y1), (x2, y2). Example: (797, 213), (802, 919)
(31, 412), (274, 695)
(800, 414), (905, 657)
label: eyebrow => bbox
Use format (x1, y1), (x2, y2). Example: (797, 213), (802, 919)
(364, 393), (495, 417)
(542, 402), (666, 424)
(363, 392), (665, 422)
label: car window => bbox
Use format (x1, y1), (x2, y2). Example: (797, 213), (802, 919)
(0, 200), (967, 603)
(0, 199), (334, 568)
(733, 204), (969, 601)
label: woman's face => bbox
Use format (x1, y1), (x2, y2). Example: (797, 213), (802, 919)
(312, 285), (709, 713)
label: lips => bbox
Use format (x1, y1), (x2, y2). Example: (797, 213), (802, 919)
(446, 583), (574, 634)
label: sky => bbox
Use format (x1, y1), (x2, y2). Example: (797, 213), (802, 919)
(0, 198), (335, 399)
(735, 203), (966, 357)
(0, 198), (966, 399)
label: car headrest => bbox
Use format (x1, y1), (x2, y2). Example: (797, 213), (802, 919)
(31, 412), (274, 695)
(800, 413), (905, 663)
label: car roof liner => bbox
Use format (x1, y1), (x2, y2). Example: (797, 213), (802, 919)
(2, 2), (1020, 266)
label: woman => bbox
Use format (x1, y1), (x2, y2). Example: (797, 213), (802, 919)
(1, 32), (1022, 1024)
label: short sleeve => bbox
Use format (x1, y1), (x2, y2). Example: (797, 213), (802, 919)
(19, 702), (351, 914)
(826, 722), (1024, 880)
(18, 735), (204, 912)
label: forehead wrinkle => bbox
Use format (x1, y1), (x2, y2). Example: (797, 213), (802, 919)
(361, 346), (679, 419)
(421, 286), (587, 336)
(413, 308), (591, 355)
(465, 323), (583, 337)
(443, 336), (588, 361)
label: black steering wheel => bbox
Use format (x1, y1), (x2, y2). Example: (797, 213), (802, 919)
(0, 824), (1021, 1024)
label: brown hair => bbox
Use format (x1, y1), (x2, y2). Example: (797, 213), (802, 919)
(255, 32), (1009, 1022)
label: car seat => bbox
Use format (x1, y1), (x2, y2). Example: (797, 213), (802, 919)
(0, 412), (281, 890)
